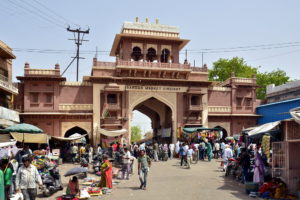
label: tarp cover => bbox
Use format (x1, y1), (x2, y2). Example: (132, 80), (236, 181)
(0, 140), (17, 148)
(51, 134), (87, 141)
(99, 129), (127, 137)
(10, 132), (49, 143)
(290, 107), (300, 125)
(247, 121), (280, 136)
(0, 134), (12, 143)
(4, 123), (43, 133)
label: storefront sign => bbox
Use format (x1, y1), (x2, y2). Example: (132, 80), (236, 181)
(125, 85), (186, 92)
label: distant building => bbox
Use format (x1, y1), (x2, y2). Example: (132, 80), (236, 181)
(256, 81), (300, 124)
(0, 40), (19, 127)
(16, 19), (260, 146)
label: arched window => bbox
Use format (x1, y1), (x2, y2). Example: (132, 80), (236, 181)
(161, 48), (170, 63)
(131, 47), (142, 61)
(146, 48), (157, 62)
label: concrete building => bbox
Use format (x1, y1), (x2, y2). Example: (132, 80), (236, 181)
(16, 19), (260, 146)
(0, 40), (20, 127)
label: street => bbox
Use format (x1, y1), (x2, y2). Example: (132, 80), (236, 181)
(37, 158), (253, 200)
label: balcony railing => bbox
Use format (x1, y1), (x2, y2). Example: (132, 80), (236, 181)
(101, 118), (122, 126)
(189, 105), (203, 111)
(208, 106), (232, 113)
(105, 103), (121, 111)
(0, 74), (18, 94)
(94, 60), (208, 72)
(219, 77), (256, 86)
(25, 68), (60, 76)
(59, 104), (93, 111)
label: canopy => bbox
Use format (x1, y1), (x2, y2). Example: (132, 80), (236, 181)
(183, 127), (220, 134)
(51, 134), (87, 141)
(4, 123), (43, 133)
(64, 167), (88, 177)
(0, 134), (12, 143)
(99, 128), (127, 137)
(247, 121), (280, 138)
(10, 132), (49, 143)
(290, 107), (300, 125)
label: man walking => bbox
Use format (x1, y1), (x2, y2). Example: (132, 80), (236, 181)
(16, 157), (43, 200)
(186, 145), (194, 169)
(122, 148), (132, 180)
(71, 144), (78, 164)
(239, 148), (251, 184)
(153, 142), (159, 162)
(138, 150), (151, 190)
(169, 143), (175, 159)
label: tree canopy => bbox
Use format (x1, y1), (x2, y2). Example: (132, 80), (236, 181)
(208, 57), (290, 99)
(131, 125), (142, 143)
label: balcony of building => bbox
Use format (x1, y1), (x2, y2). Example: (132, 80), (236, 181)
(218, 76), (257, 87)
(0, 74), (18, 95)
(23, 63), (61, 77)
(100, 117), (122, 127)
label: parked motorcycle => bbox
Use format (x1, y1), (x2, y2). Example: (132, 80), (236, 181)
(80, 153), (89, 168)
(225, 158), (240, 177)
(42, 166), (63, 197)
(92, 154), (103, 173)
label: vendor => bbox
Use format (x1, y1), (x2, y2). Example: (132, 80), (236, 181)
(99, 154), (112, 189)
(66, 176), (79, 196)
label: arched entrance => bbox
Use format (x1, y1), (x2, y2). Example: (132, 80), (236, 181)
(64, 126), (89, 144)
(214, 126), (228, 139)
(131, 97), (174, 143)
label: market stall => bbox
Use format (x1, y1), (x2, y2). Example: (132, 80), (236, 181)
(182, 127), (222, 142)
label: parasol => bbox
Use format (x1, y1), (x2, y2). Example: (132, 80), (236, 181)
(64, 167), (88, 177)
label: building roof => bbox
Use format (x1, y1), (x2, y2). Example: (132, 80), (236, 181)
(122, 21), (179, 34)
(257, 97), (300, 108)
(0, 40), (16, 59)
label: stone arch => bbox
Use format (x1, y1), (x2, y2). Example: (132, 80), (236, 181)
(214, 126), (228, 139)
(64, 126), (89, 143)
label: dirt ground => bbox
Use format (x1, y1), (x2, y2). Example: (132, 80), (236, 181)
(35, 158), (254, 200)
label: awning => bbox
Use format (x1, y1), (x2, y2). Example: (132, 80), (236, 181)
(51, 134), (87, 141)
(0, 134), (12, 143)
(10, 132), (49, 143)
(183, 127), (220, 133)
(99, 129), (127, 137)
(290, 107), (300, 125)
(0, 106), (20, 123)
(0, 118), (16, 128)
(247, 121), (280, 137)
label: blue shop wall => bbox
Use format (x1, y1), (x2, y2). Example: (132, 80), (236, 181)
(256, 98), (300, 125)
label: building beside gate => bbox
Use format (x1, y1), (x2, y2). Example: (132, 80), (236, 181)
(15, 19), (260, 146)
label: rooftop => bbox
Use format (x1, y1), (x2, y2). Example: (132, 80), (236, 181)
(122, 21), (179, 34)
(267, 80), (300, 96)
(0, 40), (16, 59)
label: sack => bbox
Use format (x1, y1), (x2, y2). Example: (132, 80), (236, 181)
(10, 193), (24, 200)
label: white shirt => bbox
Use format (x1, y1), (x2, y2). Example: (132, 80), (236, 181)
(184, 145), (189, 152)
(187, 149), (194, 157)
(16, 164), (42, 189)
(122, 151), (132, 164)
(169, 143), (175, 151)
(221, 142), (225, 150)
(214, 143), (220, 151)
(223, 148), (233, 160)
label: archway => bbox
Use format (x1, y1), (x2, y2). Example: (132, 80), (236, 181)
(131, 97), (173, 144)
(131, 46), (142, 61)
(161, 48), (170, 63)
(146, 48), (157, 62)
(214, 126), (228, 139)
(64, 126), (89, 144)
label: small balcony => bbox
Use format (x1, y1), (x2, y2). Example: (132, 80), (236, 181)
(0, 74), (18, 95)
(25, 68), (60, 76)
(188, 105), (203, 111)
(101, 118), (122, 126)
(105, 103), (121, 111)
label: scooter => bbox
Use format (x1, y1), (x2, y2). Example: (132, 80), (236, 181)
(92, 154), (102, 173)
(225, 158), (239, 177)
(42, 166), (63, 197)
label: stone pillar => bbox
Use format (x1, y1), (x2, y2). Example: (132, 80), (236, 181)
(93, 84), (101, 147)
(143, 43), (147, 61)
(201, 88), (208, 127)
(157, 44), (161, 63)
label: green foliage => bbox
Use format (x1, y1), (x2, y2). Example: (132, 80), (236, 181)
(131, 125), (142, 143)
(209, 57), (258, 81)
(256, 69), (290, 99)
(208, 57), (290, 99)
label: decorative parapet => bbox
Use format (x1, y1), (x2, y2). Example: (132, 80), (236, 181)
(208, 86), (231, 92)
(218, 77), (256, 87)
(60, 82), (92, 86)
(59, 104), (93, 111)
(0, 75), (18, 95)
(208, 106), (232, 113)
(25, 68), (60, 76)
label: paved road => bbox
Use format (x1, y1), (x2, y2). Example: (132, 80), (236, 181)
(101, 159), (253, 200)
(36, 158), (253, 200)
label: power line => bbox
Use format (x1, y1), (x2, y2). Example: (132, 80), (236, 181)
(7, 0), (65, 29)
(248, 49), (300, 62)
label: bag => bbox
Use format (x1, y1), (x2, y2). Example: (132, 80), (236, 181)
(10, 193), (24, 200)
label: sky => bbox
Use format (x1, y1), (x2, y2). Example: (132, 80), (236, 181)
(1, 0), (300, 134)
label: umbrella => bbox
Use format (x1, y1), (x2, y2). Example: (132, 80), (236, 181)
(3, 123), (43, 144)
(69, 133), (82, 138)
(64, 167), (88, 177)
(69, 133), (86, 144)
(4, 123), (43, 133)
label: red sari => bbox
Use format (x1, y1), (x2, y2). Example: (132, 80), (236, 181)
(100, 160), (112, 189)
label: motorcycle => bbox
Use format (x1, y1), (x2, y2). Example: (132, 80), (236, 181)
(80, 153), (89, 168)
(92, 154), (103, 173)
(42, 166), (63, 197)
(225, 158), (240, 177)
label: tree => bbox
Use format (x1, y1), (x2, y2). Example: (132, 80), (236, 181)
(131, 125), (142, 143)
(209, 57), (258, 81)
(256, 69), (289, 99)
(208, 57), (290, 99)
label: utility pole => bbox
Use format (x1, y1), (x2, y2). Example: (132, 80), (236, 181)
(67, 26), (89, 81)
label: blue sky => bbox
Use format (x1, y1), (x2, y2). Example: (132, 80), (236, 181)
(1, 0), (300, 134)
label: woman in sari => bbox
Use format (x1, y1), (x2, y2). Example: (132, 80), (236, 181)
(99, 155), (112, 189)
(66, 176), (79, 196)
(0, 163), (5, 200)
(253, 149), (264, 185)
(206, 141), (213, 162)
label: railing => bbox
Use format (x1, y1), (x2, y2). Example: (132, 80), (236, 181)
(208, 106), (232, 113)
(101, 118), (122, 125)
(0, 74), (18, 94)
(95, 60), (208, 72)
(105, 103), (121, 110)
(25, 68), (60, 76)
(219, 77), (256, 86)
(59, 104), (93, 111)
(189, 105), (203, 111)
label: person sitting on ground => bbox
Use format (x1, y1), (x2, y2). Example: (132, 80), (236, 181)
(66, 176), (79, 196)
